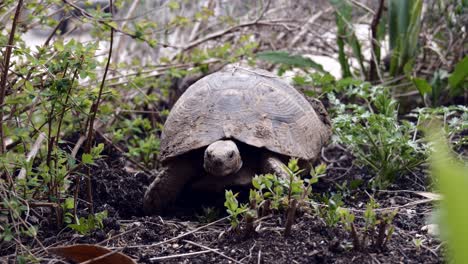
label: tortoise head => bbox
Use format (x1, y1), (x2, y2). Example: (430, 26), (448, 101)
(203, 140), (242, 177)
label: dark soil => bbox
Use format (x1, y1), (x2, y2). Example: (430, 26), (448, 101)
(2, 142), (443, 263)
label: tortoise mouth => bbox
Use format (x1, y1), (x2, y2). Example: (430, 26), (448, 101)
(204, 160), (243, 177)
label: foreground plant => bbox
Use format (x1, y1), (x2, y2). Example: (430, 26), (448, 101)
(224, 159), (325, 236)
(337, 199), (398, 251)
(427, 125), (468, 263)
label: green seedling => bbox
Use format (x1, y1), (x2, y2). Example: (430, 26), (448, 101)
(412, 237), (425, 251)
(225, 159), (323, 236)
(67, 210), (108, 235)
(224, 190), (248, 230)
(337, 199), (398, 251)
(317, 193), (344, 227)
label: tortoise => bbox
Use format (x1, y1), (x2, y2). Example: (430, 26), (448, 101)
(143, 66), (331, 214)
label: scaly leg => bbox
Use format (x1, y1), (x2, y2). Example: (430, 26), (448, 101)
(143, 160), (195, 214)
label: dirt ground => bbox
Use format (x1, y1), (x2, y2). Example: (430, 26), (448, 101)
(9, 140), (443, 264)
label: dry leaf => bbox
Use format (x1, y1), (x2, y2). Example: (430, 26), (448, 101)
(48, 244), (136, 264)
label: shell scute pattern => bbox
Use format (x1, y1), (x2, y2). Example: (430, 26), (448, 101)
(159, 67), (331, 162)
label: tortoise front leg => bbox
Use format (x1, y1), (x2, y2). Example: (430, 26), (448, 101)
(143, 160), (195, 215)
(260, 153), (289, 180)
(191, 166), (255, 192)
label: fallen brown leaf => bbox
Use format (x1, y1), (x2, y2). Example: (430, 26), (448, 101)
(48, 244), (136, 264)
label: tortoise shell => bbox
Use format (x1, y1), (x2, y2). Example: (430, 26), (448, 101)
(159, 67), (331, 162)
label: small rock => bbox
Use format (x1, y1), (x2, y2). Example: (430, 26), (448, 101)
(406, 209), (416, 219)
(422, 224), (439, 237)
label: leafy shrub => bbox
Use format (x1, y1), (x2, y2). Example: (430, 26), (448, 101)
(330, 83), (427, 188)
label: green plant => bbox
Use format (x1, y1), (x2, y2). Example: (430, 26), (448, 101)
(330, 84), (427, 188)
(224, 159), (324, 235)
(316, 193), (344, 227)
(250, 159), (323, 211)
(256, 51), (325, 75)
(412, 237), (425, 251)
(388, 0), (423, 76)
(196, 206), (221, 223)
(67, 210), (108, 235)
(329, 0), (366, 78)
(411, 56), (468, 106)
(412, 105), (467, 151)
(337, 199), (398, 251)
(224, 190), (248, 229)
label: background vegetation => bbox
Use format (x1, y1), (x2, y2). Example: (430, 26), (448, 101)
(0, 0), (466, 262)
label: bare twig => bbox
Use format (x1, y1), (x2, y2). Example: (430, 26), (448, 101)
(114, 216), (228, 249)
(17, 132), (47, 180)
(149, 249), (213, 261)
(348, 0), (375, 15)
(181, 0), (271, 52)
(83, 0), (115, 213)
(0, 0), (23, 153)
(183, 240), (243, 264)
(98, 226), (141, 246)
(113, 0), (140, 65)
(288, 8), (331, 49)
(71, 136), (87, 159)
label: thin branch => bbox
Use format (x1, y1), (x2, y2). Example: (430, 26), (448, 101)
(113, 0), (140, 65)
(181, 0), (271, 52)
(368, 0), (385, 81)
(288, 8), (331, 49)
(0, 0), (23, 153)
(83, 0), (115, 213)
(62, 0), (179, 49)
(17, 132), (47, 180)
(183, 240), (243, 264)
(113, 216), (228, 250)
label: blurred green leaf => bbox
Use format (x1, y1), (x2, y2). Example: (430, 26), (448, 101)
(448, 56), (468, 91)
(329, 0), (352, 78)
(412, 77), (432, 95)
(256, 51), (325, 72)
(428, 126), (468, 264)
(81, 154), (93, 165)
(388, 0), (422, 76)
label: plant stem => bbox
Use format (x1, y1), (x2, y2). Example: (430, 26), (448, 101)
(350, 223), (361, 251)
(284, 199), (297, 237)
(83, 0), (114, 213)
(368, 0), (385, 81)
(0, 0), (23, 153)
(374, 220), (387, 248)
(245, 199), (257, 236)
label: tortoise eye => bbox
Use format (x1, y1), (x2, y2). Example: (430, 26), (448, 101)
(228, 151), (234, 158)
